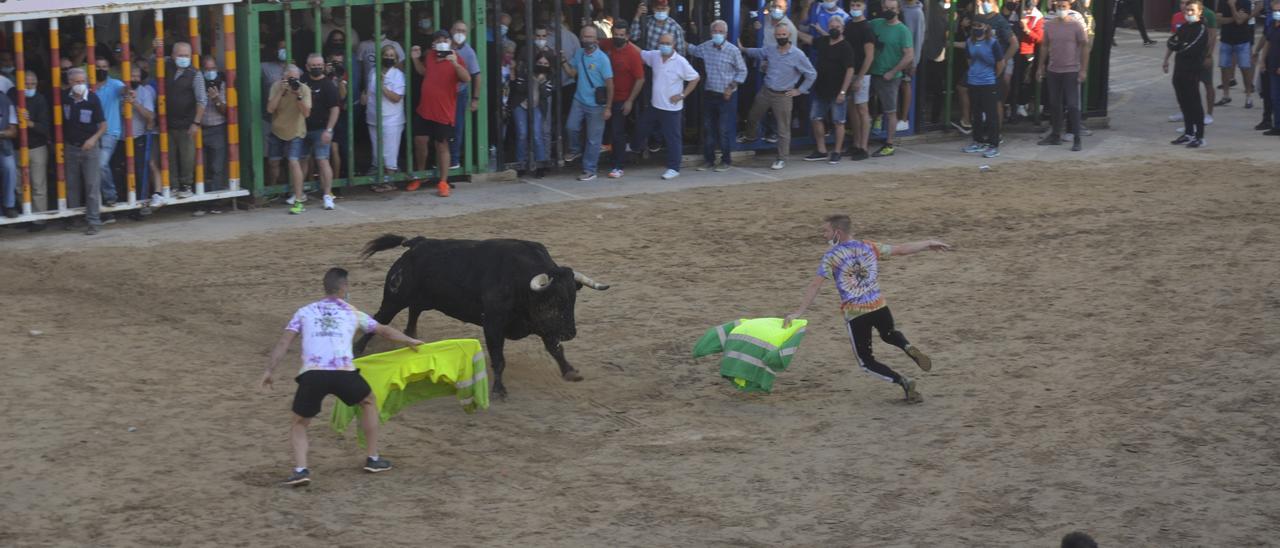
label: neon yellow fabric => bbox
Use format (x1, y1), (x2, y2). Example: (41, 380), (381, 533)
(330, 339), (489, 440)
(693, 318), (809, 393)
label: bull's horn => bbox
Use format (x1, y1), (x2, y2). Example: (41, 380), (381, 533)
(573, 271), (610, 290)
(530, 273), (553, 291)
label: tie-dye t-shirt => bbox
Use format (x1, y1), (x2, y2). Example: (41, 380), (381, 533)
(285, 297), (380, 374)
(817, 240), (893, 320)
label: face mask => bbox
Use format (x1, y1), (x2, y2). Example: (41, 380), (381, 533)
(308, 67), (324, 78)
(277, 49), (288, 62)
(582, 41), (598, 51)
(434, 42), (452, 52)
(883, 10), (899, 19)
(943, 2), (952, 9)
(711, 33), (727, 45)
(655, 10), (670, 21)
(822, 1), (837, 9)
(971, 28), (986, 39)
(1186, 14), (1199, 22)
(613, 37), (629, 47)
(204, 70), (218, 81)
(175, 57), (191, 69)
(659, 44), (674, 55)
(828, 237), (840, 246)
(534, 65), (552, 75)
(1272, 10), (1280, 19)
(978, 3), (993, 14)
(777, 37), (791, 46)
(771, 8), (786, 19)
(500, 25), (509, 36)
(850, 9), (865, 17)
(130, 81), (141, 90)
(535, 38), (548, 48)
(24, 88), (36, 98)
(453, 32), (467, 45)
(95, 69), (108, 82)
(829, 28), (843, 39)
(419, 19), (433, 30)
(72, 83), (88, 97)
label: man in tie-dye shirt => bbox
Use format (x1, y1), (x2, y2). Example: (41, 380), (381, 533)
(784, 214), (950, 403)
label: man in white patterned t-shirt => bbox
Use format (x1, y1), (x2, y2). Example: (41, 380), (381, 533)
(261, 268), (423, 486)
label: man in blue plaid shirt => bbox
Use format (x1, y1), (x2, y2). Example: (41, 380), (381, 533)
(688, 20), (748, 171)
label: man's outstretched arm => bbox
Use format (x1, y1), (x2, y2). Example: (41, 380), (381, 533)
(889, 240), (952, 256)
(784, 276), (827, 327)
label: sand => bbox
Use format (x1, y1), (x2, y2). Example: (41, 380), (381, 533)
(2, 157), (1277, 547)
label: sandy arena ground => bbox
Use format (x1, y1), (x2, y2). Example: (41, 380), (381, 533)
(2, 154), (1278, 547)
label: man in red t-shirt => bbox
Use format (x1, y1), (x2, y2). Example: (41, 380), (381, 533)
(599, 19), (646, 178)
(409, 30), (472, 196)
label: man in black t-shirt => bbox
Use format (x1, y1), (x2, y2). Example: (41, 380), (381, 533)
(843, 0), (878, 160)
(806, 16), (857, 164)
(63, 68), (107, 235)
(304, 53), (341, 210)
(1217, 0), (1259, 106)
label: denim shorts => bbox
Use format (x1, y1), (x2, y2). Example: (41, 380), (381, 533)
(871, 75), (902, 113)
(809, 95), (849, 122)
(268, 133), (305, 161)
(1218, 42), (1252, 69)
(304, 129), (332, 160)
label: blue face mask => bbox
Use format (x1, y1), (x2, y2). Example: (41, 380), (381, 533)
(659, 44), (674, 55)
(654, 10), (670, 21)
(711, 33), (727, 45)
(771, 8), (786, 19)
(24, 88), (37, 98)
(175, 56), (192, 69)
(822, 1), (837, 8)
(1272, 10), (1280, 19)
(850, 9), (865, 17)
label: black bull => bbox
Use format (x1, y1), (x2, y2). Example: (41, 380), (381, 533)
(354, 234), (610, 398)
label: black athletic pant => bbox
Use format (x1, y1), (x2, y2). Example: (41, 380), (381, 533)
(1261, 71), (1273, 126)
(1173, 72), (1205, 139)
(970, 84), (1001, 146)
(1127, 0), (1151, 43)
(846, 307), (912, 385)
(1047, 71), (1082, 138)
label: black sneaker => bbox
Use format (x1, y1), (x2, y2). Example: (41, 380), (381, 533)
(1171, 135), (1193, 145)
(1037, 135), (1062, 146)
(1255, 120), (1272, 131)
(803, 151), (827, 161)
(828, 151), (841, 164)
(1264, 128), (1280, 136)
(84, 225), (100, 236)
(850, 148), (869, 161)
(282, 468), (311, 486)
(1186, 138), (1205, 148)
(1071, 137), (1083, 152)
(364, 457), (393, 473)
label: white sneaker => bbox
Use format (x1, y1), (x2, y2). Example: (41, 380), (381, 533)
(771, 160), (786, 170)
(1204, 114), (1214, 125)
(1016, 105), (1028, 117)
(896, 120), (910, 132)
(149, 193), (166, 208)
(660, 169), (680, 180)
(285, 195), (296, 205)
(323, 195), (335, 210)
(1168, 112), (1184, 122)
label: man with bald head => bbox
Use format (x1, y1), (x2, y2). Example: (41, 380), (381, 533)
(165, 41), (207, 198)
(632, 32), (699, 180)
(688, 20), (748, 171)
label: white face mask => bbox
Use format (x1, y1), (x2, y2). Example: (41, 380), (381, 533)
(72, 83), (88, 97)
(434, 42), (453, 52)
(277, 48), (288, 62)
(535, 38), (548, 48)
(453, 32), (467, 45)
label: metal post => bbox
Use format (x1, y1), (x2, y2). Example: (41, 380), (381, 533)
(225, 3), (242, 192)
(155, 9), (172, 198)
(284, 4), (294, 65)
(492, 0), (505, 171)
(374, 0), (385, 184)
(943, 1), (957, 128)
(473, 0), (488, 173)
(50, 18), (68, 212)
(344, 5), (354, 188)
(524, 0), (535, 173)
(191, 6), (206, 195)
(553, 0), (564, 165)
(403, 1), (414, 183)
(121, 13), (137, 205)
(14, 21), (32, 215)
(87, 16), (97, 86)
(241, 7), (264, 196)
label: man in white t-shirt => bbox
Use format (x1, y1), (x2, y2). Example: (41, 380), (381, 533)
(632, 33), (700, 180)
(261, 268), (424, 486)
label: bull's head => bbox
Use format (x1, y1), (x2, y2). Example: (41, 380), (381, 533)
(527, 268), (609, 341)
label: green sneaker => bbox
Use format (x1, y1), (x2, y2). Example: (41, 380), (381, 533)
(872, 144), (896, 157)
(289, 201), (305, 215)
(906, 345), (932, 371)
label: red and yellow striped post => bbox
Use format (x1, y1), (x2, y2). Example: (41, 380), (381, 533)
(14, 22), (32, 215)
(223, 3), (241, 192)
(155, 9), (171, 198)
(50, 19), (68, 211)
(121, 13), (137, 205)
(189, 6), (205, 195)
(86, 16), (97, 86)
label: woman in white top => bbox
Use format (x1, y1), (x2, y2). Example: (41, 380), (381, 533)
(363, 44), (406, 188)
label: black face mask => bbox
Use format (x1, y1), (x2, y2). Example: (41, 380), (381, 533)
(776, 38), (791, 46)
(828, 28), (842, 39)
(582, 41), (598, 51)
(382, 57), (397, 65)
(309, 67), (325, 77)
(534, 65), (552, 75)
(130, 81), (141, 90)
(971, 28), (986, 39)
(96, 69), (108, 82)
(612, 37), (628, 48)
(883, 10), (899, 19)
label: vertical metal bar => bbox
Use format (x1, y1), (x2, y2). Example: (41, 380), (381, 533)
(344, 5), (355, 187)
(553, 0), (564, 164)
(285, 5), (294, 65)
(727, 0), (740, 152)
(190, 6), (206, 195)
(121, 13), (137, 205)
(87, 16), (97, 86)
(14, 21), (32, 215)
(225, 3), (242, 192)
(374, 0), (385, 184)
(473, 0), (488, 173)
(1033, 0), (1048, 126)
(156, 9), (172, 198)
(492, 0), (505, 171)
(403, 0), (414, 182)
(242, 7), (264, 196)
(524, 0), (535, 173)
(314, 3), (323, 56)
(943, 1), (956, 128)
(51, 18), (68, 211)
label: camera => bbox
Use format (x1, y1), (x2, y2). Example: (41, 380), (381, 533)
(330, 63), (345, 77)
(436, 49), (451, 59)
(287, 77), (300, 90)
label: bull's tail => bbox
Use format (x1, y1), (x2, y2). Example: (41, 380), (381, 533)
(361, 234), (419, 259)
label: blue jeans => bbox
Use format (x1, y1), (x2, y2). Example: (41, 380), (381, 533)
(634, 107), (683, 171)
(450, 85), (468, 164)
(99, 133), (119, 203)
(0, 151), (15, 208)
(513, 104), (550, 165)
(566, 100), (606, 174)
(702, 91), (736, 165)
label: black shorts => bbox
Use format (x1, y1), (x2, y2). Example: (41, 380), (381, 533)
(291, 370), (372, 418)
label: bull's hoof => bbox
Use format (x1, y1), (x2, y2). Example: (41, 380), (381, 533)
(562, 369), (584, 382)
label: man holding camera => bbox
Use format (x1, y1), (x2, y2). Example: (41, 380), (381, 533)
(409, 30), (472, 197)
(201, 56), (229, 197)
(267, 65), (312, 214)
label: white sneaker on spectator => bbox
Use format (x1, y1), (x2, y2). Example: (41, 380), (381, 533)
(896, 120), (910, 132)
(577, 171), (597, 181)
(660, 169), (680, 180)
(177, 187), (194, 199)
(771, 160), (786, 170)
(1205, 115), (1214, 125)
(1168, 112), (1183, 122)
(1016, 105), (1028, 117)
(323, 195), (336, 210)
(150, 194), (166, 208)
(285, 195), (296, 205)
